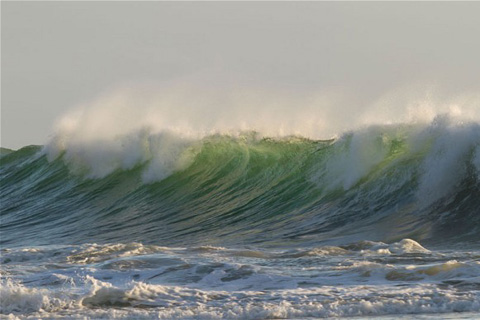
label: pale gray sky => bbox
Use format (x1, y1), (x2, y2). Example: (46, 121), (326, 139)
(2, 1), (480, 149)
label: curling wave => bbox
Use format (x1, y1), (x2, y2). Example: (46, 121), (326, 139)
(1, 115), (479, 248)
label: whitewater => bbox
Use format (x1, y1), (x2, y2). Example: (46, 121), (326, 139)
(1, 87), (480, 319)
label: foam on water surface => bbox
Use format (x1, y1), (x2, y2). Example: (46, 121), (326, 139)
(1, 240), (480, 319)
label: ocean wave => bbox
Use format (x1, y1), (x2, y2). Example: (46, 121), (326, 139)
(1, 116), (479, 247)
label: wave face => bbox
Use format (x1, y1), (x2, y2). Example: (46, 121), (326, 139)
(2, 116), (479, 248)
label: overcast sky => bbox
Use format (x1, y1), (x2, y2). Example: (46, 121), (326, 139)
(2, 1), (480, 149)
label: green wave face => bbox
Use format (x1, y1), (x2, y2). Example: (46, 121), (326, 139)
(1, 121), (480, 248)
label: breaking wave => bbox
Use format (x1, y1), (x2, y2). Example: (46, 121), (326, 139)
(1, 115), (479, 248)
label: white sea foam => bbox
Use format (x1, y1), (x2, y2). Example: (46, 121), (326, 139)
(0, 279), (72, 314)
(309, 114), (480, 204)
(66, 243), (171, 264)
(387, 239), (431, 254)
(321, 125), (397, 190)
(2, 240), (480, 319)
(415, 116), (480, 206)
(347, 239), (431, 256)
(44, 83), (480, 184)
(2, 280), (479, 319)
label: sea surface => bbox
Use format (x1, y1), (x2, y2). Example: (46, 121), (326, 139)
(1, 116), (480, 319)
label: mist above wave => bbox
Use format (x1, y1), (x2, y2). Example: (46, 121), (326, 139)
(46, 82), (480, 144)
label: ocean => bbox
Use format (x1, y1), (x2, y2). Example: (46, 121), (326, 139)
(1, 115), (480, 319)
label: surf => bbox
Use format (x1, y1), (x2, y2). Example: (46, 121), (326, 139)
(1, 115), (479, 248)
(2, 87), (480, 319)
